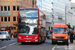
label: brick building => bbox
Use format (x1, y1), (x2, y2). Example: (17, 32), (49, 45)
(0, 0), (36, 34)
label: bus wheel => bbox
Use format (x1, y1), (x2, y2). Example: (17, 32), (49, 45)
(39, 36), (42, 43)
(43, 40), (45, 43)
(21, 42), (24, 44)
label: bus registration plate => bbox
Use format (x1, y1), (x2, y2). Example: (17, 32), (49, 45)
(25, 41), (30, 42)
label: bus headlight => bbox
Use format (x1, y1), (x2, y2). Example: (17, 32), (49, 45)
(18, 36), (22, 40)
(52, 36), (55, 38)
(34, 37), (38, 39)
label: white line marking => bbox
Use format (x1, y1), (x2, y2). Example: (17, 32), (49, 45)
(9, 43), (16, 46)
(52, 45), (57, 50)
(0, 46), (7, 50)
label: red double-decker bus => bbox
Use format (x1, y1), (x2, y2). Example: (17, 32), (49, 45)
(17, 8), (46, 43)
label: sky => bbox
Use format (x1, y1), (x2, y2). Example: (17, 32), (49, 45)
(71, 0), (75, 3)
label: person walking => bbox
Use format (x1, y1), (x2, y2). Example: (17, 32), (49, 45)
(70, 30), (74, 43)
(73, 31), (75, 40)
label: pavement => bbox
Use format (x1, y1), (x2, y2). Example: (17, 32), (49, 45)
(0, 38), (75, 50)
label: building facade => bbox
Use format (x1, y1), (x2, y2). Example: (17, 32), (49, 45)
(0, 0), (36, 34)
(67, 2), (75, 28)
(36, 0), (70, 30)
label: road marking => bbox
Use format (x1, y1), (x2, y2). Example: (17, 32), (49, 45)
(9, 43), (16, 46)
(52, 45), (57, 50)
(0, 46), (7, 50)
(65, 45), (67, 50)
(0, 43), (16, 49)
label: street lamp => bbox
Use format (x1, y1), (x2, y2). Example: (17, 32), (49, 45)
(51, 1), (54, 24)
(65, 7), (67, 24)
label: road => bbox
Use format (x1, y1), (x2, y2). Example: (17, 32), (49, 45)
(0, 38), (75, 50)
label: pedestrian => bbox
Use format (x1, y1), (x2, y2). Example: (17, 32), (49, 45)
(68, 29), (71, 36)
(70, 30), (74, 43)
(11, 33), (13, 37)
(73, 31), (75, 40)
(16, 33), (17, 38)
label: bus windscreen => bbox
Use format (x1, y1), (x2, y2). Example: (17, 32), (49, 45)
(18, 9), (38, 35)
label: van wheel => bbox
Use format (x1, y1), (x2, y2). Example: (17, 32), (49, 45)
(66, 40), (69, 46)
(67, 41), (69, 46)
(52, 39), (54, 44)
(67, 43), (69, 46)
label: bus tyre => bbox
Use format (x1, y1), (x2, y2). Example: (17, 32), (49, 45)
(21, 42), (24, 44)
(39, 36), (42, 43)
(43, 40), (45, 43)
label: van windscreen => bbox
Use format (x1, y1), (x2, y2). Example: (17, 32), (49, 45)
(53, 28), (67, 33)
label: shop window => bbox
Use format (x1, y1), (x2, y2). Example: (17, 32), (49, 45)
(13, 17), (16, 21)
(17, 6), (19, 11)
(4, 6), (7, 11)
(1, 17), (3, 22)
(1, 6), (3, 11)
(8, 17), (10, 21)
(13, 6), (16, 11)
(4, 17), (7, 22)
(8, 6), (10, 11)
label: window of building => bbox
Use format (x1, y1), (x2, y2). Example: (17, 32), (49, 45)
(1, 17), (3, 22)
(17, 6), (19, 11)
(1, 6), (3, 11)
(4, 6), (7, 11)
(13, 17), (16, 21)
(14, 27), (16, 30)
(4, 17), (7, 21)
(11, 27), (13, 30)
(29, 0), (31, 7)
(0, 6), (1, 11)
(32, 0), (34, 5)
(8, 6), (10, 11)
(13, 6), (16, 11)
(8, 17), (10, 21)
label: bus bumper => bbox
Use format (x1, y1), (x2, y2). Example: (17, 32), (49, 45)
(17, 39), (39, 43)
